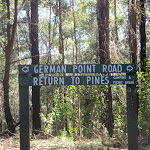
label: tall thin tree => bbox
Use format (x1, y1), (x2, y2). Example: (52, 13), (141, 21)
(97, 0), (114, 137)
(140, 0), (146, 72)
(59, 0), (64, 64)
(71, 0), (81, 136)
(114, 0), (118, 47)
(3, 0), (18, 134)
(113, 0), (122, 63)
(48, 2), (52, 64)
(130, 0), (137, 64)
(58, 0), (67, 132)
(31, 0), (41, 134)
(0, 82), (2, 133)
(127, 0), (138, 149)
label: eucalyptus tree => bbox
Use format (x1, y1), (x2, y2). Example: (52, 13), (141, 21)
(138, 0), (149, 141)
(59, 0), (64, 64)
(140, 0), (146, 72)
(31, 0), (41, 134)
(97, 0), (114, 137)
(0, 4), (5, 132)
(2, 0), (18, 134)
(0, 79), (2, 132)
(129, 0), (137, 64)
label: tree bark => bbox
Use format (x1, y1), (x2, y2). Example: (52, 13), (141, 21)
(3, 0), (18, 135)
(0, 82), (2, 133)
(97, 0), (110, 64)
(24, 0), (32, 51)
(71, 0), (81, 136)
(131, 0), (137, 64)
(128, 0), (132, 61)
(114, 0), (118, 47)
(58, 0), (67, 132)
(47, 4), (52, 64)
(113, 0), (122, 63)
(128, 1), (138, 149)
(97, 0), (114, 137)
(31, 0), (41, 135)
(16, 26), (21, 64)
(140, 0), (146, 72)
(59, 0), (64, 64)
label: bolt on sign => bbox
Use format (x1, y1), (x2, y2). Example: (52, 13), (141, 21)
(19, 63), (138, 150)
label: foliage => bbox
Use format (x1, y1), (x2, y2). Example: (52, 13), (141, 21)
(68, 122), (74, 137)
(137, 60), (150, 141)
(40, 112), (54, 134)
(0, 0), (150, 146)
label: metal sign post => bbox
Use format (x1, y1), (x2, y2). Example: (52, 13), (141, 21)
(19, 64), (137, 150)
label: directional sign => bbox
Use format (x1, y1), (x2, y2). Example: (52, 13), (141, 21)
(18, 63), (138, 150)
(19, 75), (136, 86)
(19, 64), (136, 74)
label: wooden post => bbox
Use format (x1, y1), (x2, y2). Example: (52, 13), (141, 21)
(127, 73), (138, 150)
(19, 84), (30, 150)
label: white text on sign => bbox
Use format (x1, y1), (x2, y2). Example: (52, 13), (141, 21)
(33, 64), (123, 74)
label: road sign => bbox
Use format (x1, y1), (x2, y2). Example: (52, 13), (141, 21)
(19, 64), (136, 74)
(19, 75), (136, 86)
(19, 63), (137, 150)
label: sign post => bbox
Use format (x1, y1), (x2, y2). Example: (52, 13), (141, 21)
(127, 73), (138, 150)
(19, 64), (137, 150)
(19, 83), (30, 150)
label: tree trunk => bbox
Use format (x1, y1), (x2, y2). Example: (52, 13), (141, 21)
(3, 47), (15, 134)
(48, 5), (52, 64)
(127, 1), (138, 148)
(97, 0), (110, 64)
(113, 0), (122, 63)
(114, 0), (118, 47)
(3, 0), (18, 135)
(0, 82), (2, 133)
(16, 26), (21, 64)
(128, 0), (132, 61)
(71, 0), (75, 64)
(59, 0), (64, 64)
(129, 0), (138, 111)
(140, 0), (146, 72)
(71, 0), (81, 136)
(31, 0), (41, 135)
(24, 0), (31, 51)
(97, 0), (114, 137)
(131, 0), (137, 64)
(58, 0), (67, 132)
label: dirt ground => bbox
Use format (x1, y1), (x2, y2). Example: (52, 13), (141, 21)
(0, 134), (150, 150)
(0, 134), (127, 150)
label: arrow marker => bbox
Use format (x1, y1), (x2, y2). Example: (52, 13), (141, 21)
(127, 65), (133, 72)
(22, 66), (29, 73)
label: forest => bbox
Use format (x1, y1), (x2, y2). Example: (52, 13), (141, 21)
(0, 0), (150, 149)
